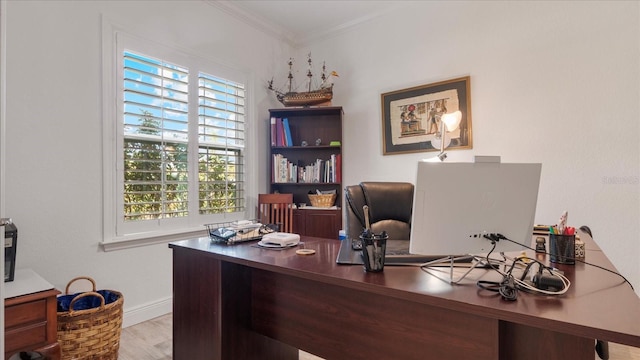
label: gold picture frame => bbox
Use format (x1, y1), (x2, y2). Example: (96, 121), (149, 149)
(381, 76), (472, 155)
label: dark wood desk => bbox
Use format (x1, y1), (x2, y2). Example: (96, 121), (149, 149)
(169, 236), (640, 360)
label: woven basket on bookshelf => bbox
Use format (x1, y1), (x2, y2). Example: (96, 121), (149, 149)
(308, 194), (336, 208)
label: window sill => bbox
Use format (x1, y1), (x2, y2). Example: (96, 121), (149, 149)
(101, 228), (207, 252)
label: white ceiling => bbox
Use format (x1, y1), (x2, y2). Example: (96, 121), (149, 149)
(208, 0), (411, 46)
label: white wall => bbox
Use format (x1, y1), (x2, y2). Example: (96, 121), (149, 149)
(303, 1), (640, 293)
(3, 0), (639, 331)
(0, 0), (7, 354)
(3, 0), (289, 325)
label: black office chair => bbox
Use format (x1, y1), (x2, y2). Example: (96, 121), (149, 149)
(344, 182), (414, 240)
(581, 225), (609, 360)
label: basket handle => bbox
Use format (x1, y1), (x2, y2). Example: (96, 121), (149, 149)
(68, 291), (105, 314)
(65, 276), (97, 294)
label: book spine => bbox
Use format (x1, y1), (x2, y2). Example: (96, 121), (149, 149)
(275, 118), (284, 146)
(270, 117), (276, 146)
(279, 156), (288, 182)
(272, 154), (279, 183)
(326, 160), (331, 183)
(317, 159), (323, 183)
(330, 154), (336, 183)
(335, 153), (341, 183)
(283, 118), (293, 147)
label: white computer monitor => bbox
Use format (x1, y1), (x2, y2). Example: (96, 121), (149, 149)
(409, 159), (542, 256)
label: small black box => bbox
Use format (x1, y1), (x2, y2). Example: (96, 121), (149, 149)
(5, 223), (17, 282)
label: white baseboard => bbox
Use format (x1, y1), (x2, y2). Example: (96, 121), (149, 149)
(122, 296), (172, 328)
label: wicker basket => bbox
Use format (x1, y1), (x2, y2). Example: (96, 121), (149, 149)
(57, 277), (123, 360)
(308, 193), (336, 207)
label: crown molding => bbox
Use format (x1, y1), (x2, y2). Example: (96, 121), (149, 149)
(295, 2), (407, 47)
(204, 0), (409, 48)
(204, 0), (297, 47)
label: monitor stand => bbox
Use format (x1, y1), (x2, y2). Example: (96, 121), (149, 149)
(421, 255), (487, 284)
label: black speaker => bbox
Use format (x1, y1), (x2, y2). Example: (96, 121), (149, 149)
(5, 223), (17, 282)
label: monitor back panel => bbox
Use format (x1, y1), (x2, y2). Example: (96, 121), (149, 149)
(410, 161), (542, 256)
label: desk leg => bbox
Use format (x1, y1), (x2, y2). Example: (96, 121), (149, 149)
(499, 321), (593, 359)
(172, 249), (297, 360)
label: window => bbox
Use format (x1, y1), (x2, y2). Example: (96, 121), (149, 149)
(104, 31), (250, 245)
(123, 52), (191, 221)
(197, 73), (245, 215)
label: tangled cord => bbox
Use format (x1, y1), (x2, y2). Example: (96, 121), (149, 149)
(477, 274), (518, 301)
(476, 235), (570, 301)
(476, 240), (519, 301)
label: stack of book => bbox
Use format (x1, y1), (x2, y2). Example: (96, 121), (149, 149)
(270, 117), (293, 147)
(272, 154), (341, 183)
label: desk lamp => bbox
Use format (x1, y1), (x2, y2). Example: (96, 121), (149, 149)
(425, 110), (462, 162)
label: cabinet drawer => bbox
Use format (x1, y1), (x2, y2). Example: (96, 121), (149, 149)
(5, 322), (48, 354)
(5, 299), (46, 329)
(294, 208), (341, 239)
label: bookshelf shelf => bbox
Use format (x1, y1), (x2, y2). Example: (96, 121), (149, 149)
(271, 145), (341, 150)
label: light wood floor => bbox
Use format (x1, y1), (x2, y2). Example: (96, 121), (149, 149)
(119, 313), (639, 359)
(118, 313), (321, 360)
(118, 314), (172, 360)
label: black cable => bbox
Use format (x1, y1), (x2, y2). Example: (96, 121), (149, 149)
(500, 277), (518, 300)
(476, 239), (518, 301)
(476, 234), (575, 300)
(495, 233), (635, 291)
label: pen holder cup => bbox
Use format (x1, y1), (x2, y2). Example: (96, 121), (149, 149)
(360, 232), (388, 272)
(549, 234), (575, 265)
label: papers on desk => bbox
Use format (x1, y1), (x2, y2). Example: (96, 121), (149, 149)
(205, 219), (274, 244)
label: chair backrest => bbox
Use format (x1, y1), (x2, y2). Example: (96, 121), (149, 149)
(258, 193), (294, 233)
(345, 182), (414, 240)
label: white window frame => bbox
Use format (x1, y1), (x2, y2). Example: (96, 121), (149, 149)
(101, 22), (256, 250)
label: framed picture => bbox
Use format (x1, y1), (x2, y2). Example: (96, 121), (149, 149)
(381, 76), (472, 155)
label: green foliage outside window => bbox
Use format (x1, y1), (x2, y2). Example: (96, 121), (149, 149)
(198, 150), (239, 215)
(124, 111), (240, 220)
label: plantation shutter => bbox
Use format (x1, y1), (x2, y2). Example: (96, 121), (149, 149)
(123, 51), (189, 221)
(198, 74), (245, 214)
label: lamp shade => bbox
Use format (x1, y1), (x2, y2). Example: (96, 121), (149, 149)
(441, 110), (462, 132)
(428, 110), (462, 161)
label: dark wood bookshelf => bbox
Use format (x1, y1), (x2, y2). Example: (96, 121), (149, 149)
(268, 106), (343, 238)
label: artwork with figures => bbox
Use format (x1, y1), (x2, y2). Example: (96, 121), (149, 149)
(394, 95), (458, 142)
(381, 76), (472, 155)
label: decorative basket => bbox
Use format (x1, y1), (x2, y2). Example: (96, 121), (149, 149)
(57, 277), (124, 360)
(308, 193), (336, 208)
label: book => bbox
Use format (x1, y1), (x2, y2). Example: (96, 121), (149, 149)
(272, 154), (281, 182)
(270, 117), (276, 146)
(335, 153), (341, 183)
(279, 155), (288, 182)
(283, 118), (293, 146)
(275, 118), (284, 146)
(329, 154), (336, 182)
